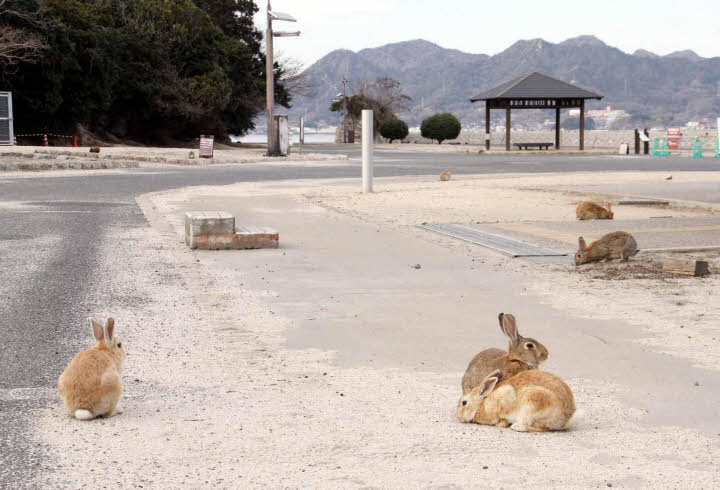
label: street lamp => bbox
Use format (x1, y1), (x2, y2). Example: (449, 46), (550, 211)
(265, 2), (300, 156)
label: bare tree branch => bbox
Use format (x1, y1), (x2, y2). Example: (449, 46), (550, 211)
(274, 53), (316, 98)
(0, 0), (50, 26)
(0, 25), (47, 71)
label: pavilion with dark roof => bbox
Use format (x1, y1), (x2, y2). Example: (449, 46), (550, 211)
(470, 72), (603, 151)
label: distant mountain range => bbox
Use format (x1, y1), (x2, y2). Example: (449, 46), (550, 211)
(287, 36), (720, 128)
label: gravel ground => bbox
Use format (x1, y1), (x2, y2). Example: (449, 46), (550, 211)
(4, 161), (720, 488)
(21, 189), (718, 488)
(23, 176), (720, 488)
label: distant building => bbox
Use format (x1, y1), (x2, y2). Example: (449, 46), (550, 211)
(586, 105), (629, 127)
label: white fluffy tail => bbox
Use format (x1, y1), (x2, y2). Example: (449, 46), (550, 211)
(565, 408), (585, 430)
(74, 409), (95, 420)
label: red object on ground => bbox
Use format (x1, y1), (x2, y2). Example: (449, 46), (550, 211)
(43, 134), (48, 147)
(73, 135), (78, 147)
(667, 127), (682, 150)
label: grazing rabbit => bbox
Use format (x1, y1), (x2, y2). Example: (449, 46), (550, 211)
(58, 318), (125, 420)
(461, 313), (549, 394)
(440, 170), (451, 181)
(576, 201), (613, 220)
(89, 146), (101, 153)
(457, 369), (576, 432)
(574, 231), (638, 266)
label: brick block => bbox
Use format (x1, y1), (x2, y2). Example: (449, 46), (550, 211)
(234, 226), (279, 249)
(185, 212), (278, 250)
(185, 212), (235, 248)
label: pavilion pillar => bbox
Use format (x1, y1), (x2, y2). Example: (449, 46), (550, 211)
(555, 107), (560, 150)
(505, 105), (511, 151)
(485, 104), (491, 150)
(485, 106), (490, 150)
(579, 100), (585, 151)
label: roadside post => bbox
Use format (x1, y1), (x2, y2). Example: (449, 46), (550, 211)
(275, 115), (289, 156)
(299, 116), (304, 154)
(362, 109), (373, 193)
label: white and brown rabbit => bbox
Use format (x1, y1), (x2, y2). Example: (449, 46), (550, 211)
(440, 170), (451, 181)
(576, 201), (613, 220)
(461, 313), (549, 394)
(574, 231), (638, 266)
(457, 368), (575, 432)
(58, 317), (125, 420)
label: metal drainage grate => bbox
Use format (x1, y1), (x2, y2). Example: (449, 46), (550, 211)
(617, 198), (670, 206)
(419, 224), (568, 258)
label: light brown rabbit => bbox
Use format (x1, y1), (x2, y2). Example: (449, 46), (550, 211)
(461, 313), (549, 394)
(457, 369), (575, 432)
(58, 318), (125, 420)
(576, 201), (613, 220)
(440, 170), (451, 181)
(574, 231), (638, 266)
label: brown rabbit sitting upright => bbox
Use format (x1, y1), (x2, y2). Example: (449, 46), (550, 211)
(576, 201), (613, 220)
(574, 231), (638, 266)
(461, 313), (549, 394)
(58, 318), (125, 420)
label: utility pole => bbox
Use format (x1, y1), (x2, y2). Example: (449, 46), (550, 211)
(342, 78), (349, 144)
(265, 1), (275, 156)
(264, 2), (299, 156)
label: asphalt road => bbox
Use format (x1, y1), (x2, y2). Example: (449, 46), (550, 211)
(1, 147), (719, 486)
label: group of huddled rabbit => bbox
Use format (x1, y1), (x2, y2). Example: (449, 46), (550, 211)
(574, 201), (638, 266)
(456, 313), (574, 431)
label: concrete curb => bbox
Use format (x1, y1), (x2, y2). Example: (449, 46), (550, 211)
(0, 159), (139, 172)
(1, 148), (346, 172)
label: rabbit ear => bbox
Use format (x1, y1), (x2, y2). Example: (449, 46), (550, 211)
(578, 237), (587, 250)
(104, 317), (115, 344)
(606, 202), (612, 211)
(501, 314), (519, 343)
(90, 319), (104, 341)
(478, 373), (500, 397)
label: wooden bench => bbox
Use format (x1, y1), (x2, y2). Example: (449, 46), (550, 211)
(514, 142), (553, 150)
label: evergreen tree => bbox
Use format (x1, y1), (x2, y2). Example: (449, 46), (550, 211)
(2, 0), (290, 142)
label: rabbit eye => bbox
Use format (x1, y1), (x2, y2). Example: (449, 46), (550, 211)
(525, 343), (535, 349)
(462, 400), (467, 406)
(117, 342), (122, 348)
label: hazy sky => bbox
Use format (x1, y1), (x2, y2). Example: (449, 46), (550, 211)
(258, 0), (720, 67)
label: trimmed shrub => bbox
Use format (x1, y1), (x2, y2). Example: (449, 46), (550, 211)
(421, 113), (461, 144)
(379, 118), (409, 143)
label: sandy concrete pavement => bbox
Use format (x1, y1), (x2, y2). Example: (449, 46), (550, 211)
(25, 171), (720, 488)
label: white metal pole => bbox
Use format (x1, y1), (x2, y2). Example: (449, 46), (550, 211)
(265, 1), (275, 156)
(362, 109), (373, 193)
